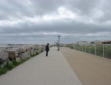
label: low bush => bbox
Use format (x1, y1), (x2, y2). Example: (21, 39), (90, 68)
(0, 57), (30, 76)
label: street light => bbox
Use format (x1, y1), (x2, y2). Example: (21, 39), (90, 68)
(57, 35), (61, 51)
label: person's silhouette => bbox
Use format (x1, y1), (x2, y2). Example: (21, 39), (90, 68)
(45, 43), (50, 56)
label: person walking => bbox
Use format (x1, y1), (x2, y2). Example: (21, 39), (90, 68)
(45, 43), (50, 56)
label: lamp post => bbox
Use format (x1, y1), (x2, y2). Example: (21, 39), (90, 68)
(57, 35), (61, 51)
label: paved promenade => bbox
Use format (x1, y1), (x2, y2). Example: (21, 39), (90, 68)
(61, 47), (111, 85)
(0, 47), (82, 85)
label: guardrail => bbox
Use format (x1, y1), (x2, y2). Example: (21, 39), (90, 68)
(67, 44), (111, 59)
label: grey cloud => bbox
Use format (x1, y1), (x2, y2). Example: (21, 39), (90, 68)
(0, 0), (111, 44)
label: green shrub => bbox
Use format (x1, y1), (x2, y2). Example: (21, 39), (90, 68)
(0, 57), (30, 76)
(0, 65), (8, 75)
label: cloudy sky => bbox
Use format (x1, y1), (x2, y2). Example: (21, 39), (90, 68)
(0, 0), (111, 44)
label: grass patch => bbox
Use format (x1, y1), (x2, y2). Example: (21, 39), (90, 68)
(0, 57), (30, 76)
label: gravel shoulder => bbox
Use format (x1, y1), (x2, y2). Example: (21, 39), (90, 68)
(61, 47), (111, 85)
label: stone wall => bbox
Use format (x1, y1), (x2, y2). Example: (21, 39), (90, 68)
(0, 45), (45, 68)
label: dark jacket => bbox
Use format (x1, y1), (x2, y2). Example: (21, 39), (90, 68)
(45, 45), (49, 52)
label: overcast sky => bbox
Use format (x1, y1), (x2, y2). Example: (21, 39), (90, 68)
(0, 0), (111, 44)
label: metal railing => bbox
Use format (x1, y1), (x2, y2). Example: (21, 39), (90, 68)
(72, 44), (111, 59)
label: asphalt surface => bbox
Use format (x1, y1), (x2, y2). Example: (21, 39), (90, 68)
(0, 47), (82, 85)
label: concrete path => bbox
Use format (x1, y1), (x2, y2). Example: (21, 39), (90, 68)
(0, 47), (82, 85)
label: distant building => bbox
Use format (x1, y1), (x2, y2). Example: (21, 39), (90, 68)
(77, 41), (89, 45)
(102, 40), (111, 44)
(90, 40), (111, 45)
(90, 40), (102, 45)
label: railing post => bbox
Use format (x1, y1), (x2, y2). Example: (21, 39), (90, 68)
(81, 46), (83, 51)
(85, 46), (86, 52)
(103, 44), (104, 57)
(95, 44), (96, 55)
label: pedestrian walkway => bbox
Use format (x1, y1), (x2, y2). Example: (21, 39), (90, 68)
(0, 47), (82, 85)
